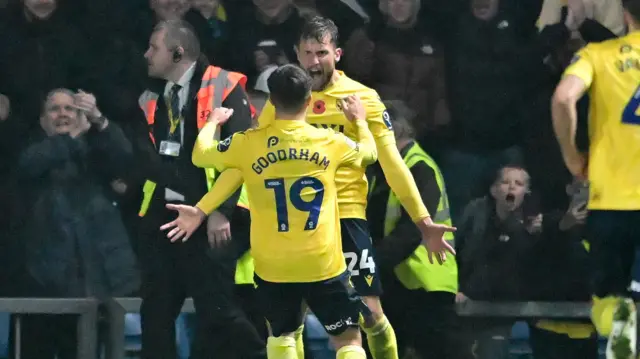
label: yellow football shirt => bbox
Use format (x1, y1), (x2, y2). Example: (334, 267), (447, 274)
(258, 72), (396, 219)
(192, 118), (377, 282)
(564, 31), (640, 210)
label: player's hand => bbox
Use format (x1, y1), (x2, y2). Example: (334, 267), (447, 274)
(562, 149), (588, 180)
(207, 211), (231, 248)
(160, 204), (207, 242)
(207, 107), (234, 125)
(339, 95), (366, 122)
(416, 217), (456, 265)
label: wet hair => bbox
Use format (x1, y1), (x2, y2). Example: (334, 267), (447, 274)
(298, 15), (340, 47)
(268, 64), (313, 115)
(154, 19), (201, 60)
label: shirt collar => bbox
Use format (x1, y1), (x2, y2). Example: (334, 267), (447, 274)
(172, 61), (197, 89)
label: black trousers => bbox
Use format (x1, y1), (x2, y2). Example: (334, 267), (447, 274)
(529, 326), (598, 359)
(9, 314), (78, 359)
(380, 273), (475, 359)
(138, 206), (266, 359)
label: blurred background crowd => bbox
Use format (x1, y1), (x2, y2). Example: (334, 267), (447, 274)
(0, 0), (632, 358)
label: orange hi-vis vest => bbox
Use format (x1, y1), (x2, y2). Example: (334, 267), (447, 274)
(138, 65), (250, 217)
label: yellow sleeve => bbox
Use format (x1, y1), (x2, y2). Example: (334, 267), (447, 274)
(337, 119), (378, 167)
(362, 91), (396, 147)
(256, 100), (276, 128)
(377, 141), (430, 222)
(195, 169), (244, 215)
(192, 120), (245, 171)
(563, 47), (595, 88)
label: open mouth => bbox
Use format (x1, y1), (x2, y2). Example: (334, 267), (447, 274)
(505, 193), (515, 203)
(308, 68), (322, 77)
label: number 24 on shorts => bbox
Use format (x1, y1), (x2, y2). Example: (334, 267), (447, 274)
(344, 249), (375, 276)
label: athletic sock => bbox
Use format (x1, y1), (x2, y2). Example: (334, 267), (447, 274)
(266, 336), (298, 359)
(293, 324), (305, 359)
(336, 345), (367, 359)
(360, 315), (399, 359)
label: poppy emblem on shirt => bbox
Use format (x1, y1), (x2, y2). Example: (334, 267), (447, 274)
(313, 100), (326, 114)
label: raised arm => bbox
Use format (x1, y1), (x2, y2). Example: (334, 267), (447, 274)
(192, 107), (244, 171)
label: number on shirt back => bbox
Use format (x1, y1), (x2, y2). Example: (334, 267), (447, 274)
(622, 83), (640, 125)
(344, 249), (376, 276)
(264, 177), (324, 232)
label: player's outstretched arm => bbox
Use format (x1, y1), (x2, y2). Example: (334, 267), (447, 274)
(196, 169), (245, 215)
(160, 204), (206, 243)
(192, 107), (235, 169)
(360, 94), (455, 264)
(377, 141), (455, 264)
(339, 95), (377, 166)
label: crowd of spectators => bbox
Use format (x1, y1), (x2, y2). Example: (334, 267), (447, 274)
(0, 0), (631, 358)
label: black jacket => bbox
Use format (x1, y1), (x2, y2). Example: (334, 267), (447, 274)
(456, 197), (534, 301)
(134, 57), (253, 221)
(522, 211), (591, 302)
(9, 123), (140, 298)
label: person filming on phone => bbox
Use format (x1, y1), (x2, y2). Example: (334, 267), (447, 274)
(7, 88), (139, 359)
(523, 179), (596, 359)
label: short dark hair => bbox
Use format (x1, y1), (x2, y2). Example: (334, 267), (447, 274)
(298, 15), (339, 47)
(154, 19), (201, 60)
(383, 100), (416, 140)
(268, 64), (312, 114)
(625, 0), (640, 24)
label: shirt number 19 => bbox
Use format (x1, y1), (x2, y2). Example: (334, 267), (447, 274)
(265, 177), (324, 232)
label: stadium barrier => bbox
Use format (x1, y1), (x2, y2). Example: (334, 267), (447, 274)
(456, 300), (592, 319)
(2, 298), (99, 359)
(104, 297), (195, 359)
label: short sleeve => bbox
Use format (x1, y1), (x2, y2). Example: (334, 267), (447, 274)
(563, 47), (596, 88)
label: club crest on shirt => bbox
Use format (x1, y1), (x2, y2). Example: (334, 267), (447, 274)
(382, 110), (393, 130)
(217, 135), (233, 152)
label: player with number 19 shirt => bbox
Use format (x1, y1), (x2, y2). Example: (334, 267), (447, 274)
(192, 101), (378, 283)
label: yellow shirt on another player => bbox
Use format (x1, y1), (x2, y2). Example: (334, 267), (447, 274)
(192, 118), (377, 283)
(564, 31), (640, 210)
(258, 71), (430, 221)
